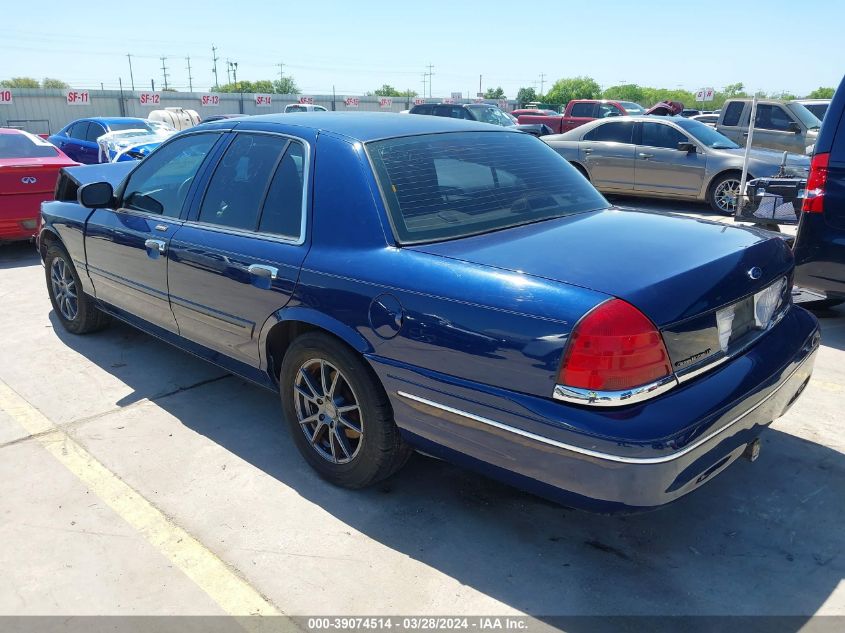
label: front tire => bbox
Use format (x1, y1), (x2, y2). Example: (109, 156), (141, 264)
(709, 173), (743, 215)
(44, 245), (109, 334)
(279, 332), (412, 488)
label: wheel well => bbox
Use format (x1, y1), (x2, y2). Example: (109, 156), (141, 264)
(706, 169), (748, 201)
(39, 230), (59, 259)
(570, 161), (589, 180)
(266, 320), (364, 384)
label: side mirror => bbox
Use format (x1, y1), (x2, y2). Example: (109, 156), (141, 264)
(77, 182), (114, 209)
(788, 121), (801, 134)
(677, 141), (697, 153)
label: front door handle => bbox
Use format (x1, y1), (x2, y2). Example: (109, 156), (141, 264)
(638, 152), (654, 159)
(583, 147), (592, 154)
(248, 264), (278, 280)
(144, 239), (167, 259)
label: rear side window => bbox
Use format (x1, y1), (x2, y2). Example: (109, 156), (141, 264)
(368, 131), (608, 243)
(258, 142), (306, 238)
(722, 102), (744, 126)
(584, 121), (634, 143)
(641, 123), (688, 149)
(570, 103), (595, 117)
(84, 122), (106, 143)
(67, 122), (89, 140)
(199, 133), (288, 230)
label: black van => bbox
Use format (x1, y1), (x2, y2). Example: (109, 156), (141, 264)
(794, 76), (845, 309)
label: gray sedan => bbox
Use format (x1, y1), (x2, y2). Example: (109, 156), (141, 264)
(544, 116), (809, 214)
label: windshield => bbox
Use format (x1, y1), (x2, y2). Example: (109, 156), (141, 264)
(367, 131), (609, 244)
(468, 106), (515, 127)
(673, 117), (740, 149)
(786, 102), (822, 130)
(0, 132), (60, 159)
(619, 102), (645, 114)
(109, 121), (154, 133)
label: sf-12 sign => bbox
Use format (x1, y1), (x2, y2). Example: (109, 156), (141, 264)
(299, 96), (314, 104)
(344, 97), (359, 108)
(66, 90), (90, 105)
(379, 97), (393, 109)
(0, 89), (13, 105)
(695, 87), (715, 102)
(255, 94), (272, 107)
(201, 94), (220, 106)
(139, 92), (161, 106)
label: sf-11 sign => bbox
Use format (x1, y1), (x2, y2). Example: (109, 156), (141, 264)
(139, 92), (161, 106)
(66, 90), (90, 105)
(201, 94), (220, 106)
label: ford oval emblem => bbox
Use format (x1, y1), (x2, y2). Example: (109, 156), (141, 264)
(21, 176), (37, 184)
(748, 267), (763, 280)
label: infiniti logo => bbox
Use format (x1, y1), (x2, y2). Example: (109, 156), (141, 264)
(21, 176), (37, 184)
(748, 267), (762, 280)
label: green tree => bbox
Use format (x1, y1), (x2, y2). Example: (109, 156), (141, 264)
(516, 87), (537, 105)
(806, 87), (835, 99)
(483, 86), (505, 99)
(544, 76), (601, 106)
(41, 77), (69, 89)
(216, 79), (275, 93)
(601, 84), (646, 104)
(0, 77), (39, 88)
(722, 82), (746, 97)
(367, 85), (416, 97)
(273, 76), (299, 95)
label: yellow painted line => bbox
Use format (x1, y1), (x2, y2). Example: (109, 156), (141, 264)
(0, 381), (282, 622)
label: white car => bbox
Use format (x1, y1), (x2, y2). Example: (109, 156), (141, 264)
(284, 104), (328, 113)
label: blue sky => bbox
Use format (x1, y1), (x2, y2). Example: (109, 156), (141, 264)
(4, 0), (843, 97)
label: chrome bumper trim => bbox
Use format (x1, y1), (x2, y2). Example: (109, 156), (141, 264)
(397, 356), (810, 465)
(552, 374), (678, 407)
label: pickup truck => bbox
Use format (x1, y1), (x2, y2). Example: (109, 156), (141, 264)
(716, 99), (822, 155)
(515, 99), (645, 134)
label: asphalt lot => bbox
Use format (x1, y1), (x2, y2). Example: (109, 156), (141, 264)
(0, 201), (843, 624)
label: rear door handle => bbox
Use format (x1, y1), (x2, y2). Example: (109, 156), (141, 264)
(248, 264), (278, 280)
(144, 239), (167, 259)
(638, 152), (654, 159)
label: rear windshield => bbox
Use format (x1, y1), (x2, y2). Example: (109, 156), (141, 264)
(109, 121), (154, 133)
(367, 131), (609, 244)
(0, 133), (60, 158)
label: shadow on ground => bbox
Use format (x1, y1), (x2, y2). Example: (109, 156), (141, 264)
(48, 309), (845, 620)
(0, 242), (39, 270)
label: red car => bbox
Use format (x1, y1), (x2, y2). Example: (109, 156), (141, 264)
(0, 128), (78, 242)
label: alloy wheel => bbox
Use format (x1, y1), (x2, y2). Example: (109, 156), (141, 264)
(714, 178), (741, 214)
(50, 257), (78, 321)
(293, 358), (364, 464)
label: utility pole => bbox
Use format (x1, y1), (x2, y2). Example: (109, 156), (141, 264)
(211, 45), (220, 89)
(229, 61), (238, 87)
(479, 74), (482, 98)
(421, 72), (427, 99)
(126, 54), (135, 91)
(160, 56), (170, 91)
(276, 62), (285, 82)
(226, 59), (231, 85)
(186, 56), (193, 92)
(539, 73), (546, 95)
(426, 63), (434, 98)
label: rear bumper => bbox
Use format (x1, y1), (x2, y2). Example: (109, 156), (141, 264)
(373, 306), (820, 511)
(0, 216), (38, 241)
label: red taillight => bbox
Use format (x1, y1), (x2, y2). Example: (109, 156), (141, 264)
(802, 152), (830, 214)
(558, 299), (672, 392)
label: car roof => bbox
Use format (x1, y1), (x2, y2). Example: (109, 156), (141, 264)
(0, 127), (25, 135)
(230, 111), (511, 142)
(69, 117), (148, 126)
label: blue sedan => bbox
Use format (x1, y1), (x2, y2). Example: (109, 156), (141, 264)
(37, 113), (819, 511)
(48, 117), (158, 164)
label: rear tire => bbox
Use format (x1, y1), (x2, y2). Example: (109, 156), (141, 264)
(44, 245), (109, 335)
(279, 332), (413, 488)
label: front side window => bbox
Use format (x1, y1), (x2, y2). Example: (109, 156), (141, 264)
(755, 105), (794, 131)
(722, 102), (744, 126)
(121, 133), (219, 216)
(584, 121), (634, 143)
(368, 131), (608, 243)
(640, 123), (688, 149)
(198, 133), (288, 230)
